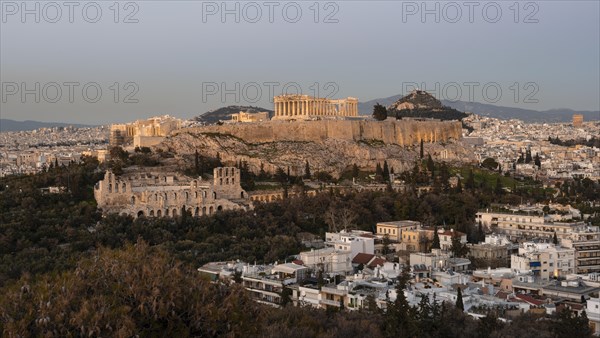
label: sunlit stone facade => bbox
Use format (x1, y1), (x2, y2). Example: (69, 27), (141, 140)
(273, 95), (358, 120)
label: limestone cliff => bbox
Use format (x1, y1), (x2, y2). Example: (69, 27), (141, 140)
(156, 119), (474, 177)
(174, 119), (462, 145)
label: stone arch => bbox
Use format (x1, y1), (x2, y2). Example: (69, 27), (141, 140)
(122, 183), (127, 192)
(185, 192), (189, 201)
(203, 191), (207, 198)
(172, 208), (177, 217)
(209, 206), (214, 215)
(174, 193), (177, 201)
(131, 196), (135, 204)
(195, 191), (198, 198)
(220, 178), (223, 185)
(115, 184), (119, 193)
(108, 184), (112, 193)
(241, 191), (245, 198)
(195, 207), (199, 216)
(149, 210), (154, 217)
(217, 205), (223, 212)
(219, 168), (223, 176)
(165, 209), (169, 216)
(137, 210), (144, 217)
(157, 209), (162, 217)
(187, 207), (192, 215)
(213, 192), (217, 199)
(232, 178), (235, 185)
(202, 206), (207, 215)
(226, 178), (229, 184)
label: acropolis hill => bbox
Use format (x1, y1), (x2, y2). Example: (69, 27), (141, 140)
(175, 119), (461, 146)
(157, 118), (470, 178)
(146, 92), (472, 177)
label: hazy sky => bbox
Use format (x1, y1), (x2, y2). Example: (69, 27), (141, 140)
(1, 0), (599, 124)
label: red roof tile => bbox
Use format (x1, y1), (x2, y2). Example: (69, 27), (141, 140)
(352, 253), (375, 265)
(515, 294), (545, 306)
(368, 258), (386, 269)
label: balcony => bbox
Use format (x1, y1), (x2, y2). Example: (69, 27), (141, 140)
(320, 298), (342, 307)
(321, 286), (346, 296)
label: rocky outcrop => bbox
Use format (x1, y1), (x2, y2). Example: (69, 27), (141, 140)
(389, 90), (443, 111)
(174, 119), (462, 146)
(157, 119), (473, 177)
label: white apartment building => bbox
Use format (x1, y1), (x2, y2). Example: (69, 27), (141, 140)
(242, 263), (308, 307)
(299, 247), (353, 275)
(476, 211), (586, 241)
(511, 242), (575, 281)
(325, 230), (375, 259)
(562, 227), (600, 274)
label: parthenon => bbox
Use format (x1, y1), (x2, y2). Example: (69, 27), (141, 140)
(273, 95), (359, 120)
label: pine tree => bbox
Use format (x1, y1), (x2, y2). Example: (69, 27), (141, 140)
(420, 139), (424, 159)
(385, 265), (418, 337)
(553, 231), (559, 245)
(372, 103), (388, 121)
(455, 287), (464, 311)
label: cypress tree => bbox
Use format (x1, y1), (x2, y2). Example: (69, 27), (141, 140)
(456, 287), (464, 311)
(375, 163), (383, 182)
(427, 155), (435, 179)
(304, 160), (311, 179)
(432, 225), (440, 249)
(383, 160), (390, 181)
(352, 164), (359, 178)
(194, 150), (200, 175)
(495, 177), (504, 195)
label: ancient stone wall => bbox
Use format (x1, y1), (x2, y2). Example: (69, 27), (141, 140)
(94, 167), (249, 218)
(177, 119), (461, 146)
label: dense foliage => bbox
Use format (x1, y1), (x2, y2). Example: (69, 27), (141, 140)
(0, 242), (593, 337)
(1, 158), (598, 336)
(391, 107), (468, 121)
(549, 136), (600, 148)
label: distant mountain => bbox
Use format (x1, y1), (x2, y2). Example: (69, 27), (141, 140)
(359, 95), (600, 123)
(0, 119), (94, 132)
(195, 106), (274, 124)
